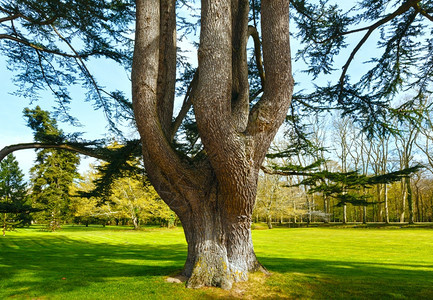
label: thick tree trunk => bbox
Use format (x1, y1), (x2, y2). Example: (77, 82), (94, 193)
(132, 0), (292, 289)
(180, 197), (261, 290)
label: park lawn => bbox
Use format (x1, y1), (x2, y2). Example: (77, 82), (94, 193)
(0, 225), (432, 299)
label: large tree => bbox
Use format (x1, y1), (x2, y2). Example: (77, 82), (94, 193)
(131, 0), (292, 289)
(1, 0), (433, 289)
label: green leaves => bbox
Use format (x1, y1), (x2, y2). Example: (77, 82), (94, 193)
(24, 106), (65, 143)
(0, 0), (134, 131)
(24, 107), (80, 230)
(292, 0), (433, 137)
(296, 164), (423, 206)
(0, 154), (35, 231)
(292, 0), (351, 78)
(90, 140), (143, 198)
(0, 154), (27, 201)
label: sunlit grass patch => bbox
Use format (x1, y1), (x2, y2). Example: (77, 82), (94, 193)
(1, 225), (432, 299)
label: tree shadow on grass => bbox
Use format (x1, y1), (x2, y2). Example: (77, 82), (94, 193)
(0, 235), (187, 298)
(259, 256), (433, 299)
(2, 234), (433, 299)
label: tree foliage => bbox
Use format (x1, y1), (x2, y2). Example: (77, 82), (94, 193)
(296, 165), (422, 206)
(0, 0), (135, 128)
(291, 0), (433, 134)
(71, 165), (176, 228)
(0, 154), (27, 203)
(0, 154), (33, 235)
(110, 177), (174, 228)
(25, 106), (80, 231)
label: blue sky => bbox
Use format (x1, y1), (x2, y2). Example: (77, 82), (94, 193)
(0, 57), (130, 179)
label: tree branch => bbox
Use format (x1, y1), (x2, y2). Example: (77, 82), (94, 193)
(230, 0), (250, 132)
(0, 143), (108, 162)
(170, 69), (199, 141)
(157, 0), (177, 137)
(0, 14), (20, 23)
(413, 1), (433, 22)
(0, 5), (57, 25)
(133, 0), (201, 199)
(35, 50), (72, 117)
(194, 0), (236, 161)
(338, 0), (420, 89)
(260, 165), (312, 177)
(418, 9), (433, 21)
(248, 25), (265, 88)
(247, 0), (293, 166)
(0, 34), (82, 58)
(49, 24), (116, 127)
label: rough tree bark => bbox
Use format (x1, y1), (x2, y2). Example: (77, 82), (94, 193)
(131, 0), (293, 289)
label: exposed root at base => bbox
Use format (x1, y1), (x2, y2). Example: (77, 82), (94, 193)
(256, 262), (271, 276)
(166, 274), (188, 284)
(182, 260), (271, 290)
(186, 275), (233, 290)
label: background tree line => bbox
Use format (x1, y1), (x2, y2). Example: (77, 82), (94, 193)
(0, 107), (177, 233)
(3, 100), (432, 233)
(255, 96), (433, 226)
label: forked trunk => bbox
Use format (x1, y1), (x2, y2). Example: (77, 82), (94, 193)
(132, 0), (292, 289)
(145, 171), (264, 289)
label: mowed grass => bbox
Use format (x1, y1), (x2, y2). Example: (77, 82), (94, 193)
(1, 225), (433, 299)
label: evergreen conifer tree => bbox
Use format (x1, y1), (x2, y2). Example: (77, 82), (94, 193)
(25, 107), (80, 231)
(0, 154), (30, 235)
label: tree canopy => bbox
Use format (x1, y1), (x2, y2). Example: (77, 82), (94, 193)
(291, 0), (433, 135)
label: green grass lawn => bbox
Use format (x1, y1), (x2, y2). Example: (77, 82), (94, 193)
(1, 225), (432, 299)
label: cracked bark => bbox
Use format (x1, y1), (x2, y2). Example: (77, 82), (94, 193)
(132, 0), (293, 289)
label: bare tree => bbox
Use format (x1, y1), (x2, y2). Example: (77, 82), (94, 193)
(333, 116), (355, 223)
(394, 121), (419, 224)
